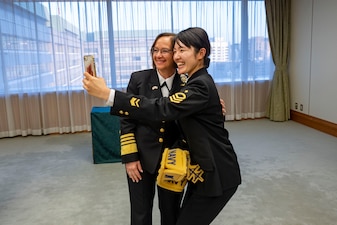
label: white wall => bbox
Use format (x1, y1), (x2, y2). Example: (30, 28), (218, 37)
(289, 0), (337, 124)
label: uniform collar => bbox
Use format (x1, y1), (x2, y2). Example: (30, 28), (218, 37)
(157, 70), (176, 91)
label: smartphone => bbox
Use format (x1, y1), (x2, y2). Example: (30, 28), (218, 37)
(83, 55), (97, 77)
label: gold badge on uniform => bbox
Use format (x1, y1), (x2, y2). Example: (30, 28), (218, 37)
(187, 164), (204, 183)
(130, 97), (140, 107)
(169, 92), (186, 103)
(180, 74), (188, 84)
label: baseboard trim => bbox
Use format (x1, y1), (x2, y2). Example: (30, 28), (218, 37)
(290, 110), (337, 138)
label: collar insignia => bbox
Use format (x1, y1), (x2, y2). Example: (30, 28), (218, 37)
(180, 74), (188, 84)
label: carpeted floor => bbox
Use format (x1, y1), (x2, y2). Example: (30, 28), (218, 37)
(1, 118), (337, 225)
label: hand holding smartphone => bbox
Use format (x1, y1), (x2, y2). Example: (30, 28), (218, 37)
(83, 55), (97, 77)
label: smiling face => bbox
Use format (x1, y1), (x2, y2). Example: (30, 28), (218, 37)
(151, 36), (176, 78)
(173, 39), (206, 77)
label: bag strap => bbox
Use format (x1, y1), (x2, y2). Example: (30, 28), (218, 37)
(174, 120), (189, 150)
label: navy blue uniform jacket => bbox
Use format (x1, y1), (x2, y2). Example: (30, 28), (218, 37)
(119, 69), (184, 174)
(111, 68), (241, 197)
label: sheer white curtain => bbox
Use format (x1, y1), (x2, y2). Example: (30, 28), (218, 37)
(0, 0), (273, 138)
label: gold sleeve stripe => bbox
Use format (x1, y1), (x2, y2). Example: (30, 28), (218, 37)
(121, 133), (135, 139)
(121, 137), (135, 143)
(120, 133), (138, 155)
(121, 143), (138, 155)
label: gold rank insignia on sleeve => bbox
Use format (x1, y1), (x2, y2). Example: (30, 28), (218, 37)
(130, 97), (140, 107)
(169, 92), (186, 103)
(120, 133), (138, 155)
(187, 164), (205, 183)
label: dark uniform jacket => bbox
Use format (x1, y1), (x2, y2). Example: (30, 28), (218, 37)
(120, 69), (184, 174)
(112, 68), (241, 197)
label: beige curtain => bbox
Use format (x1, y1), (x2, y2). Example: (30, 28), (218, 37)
(0, 93), (105, 138)
(216, 81), (271, 121)
(264, 0), (291, 121)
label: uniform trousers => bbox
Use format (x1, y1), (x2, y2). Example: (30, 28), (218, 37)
(176, 185), (238, 225)
(127, 170), (183, 225)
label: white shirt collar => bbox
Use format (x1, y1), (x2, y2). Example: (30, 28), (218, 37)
(157, 70), (176, 91)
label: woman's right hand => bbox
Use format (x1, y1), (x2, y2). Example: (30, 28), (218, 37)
(125, 161), (143, 183)
(82, 72), (111, 100)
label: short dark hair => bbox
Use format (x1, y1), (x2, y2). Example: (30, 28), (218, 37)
(175, 27), (211, 68)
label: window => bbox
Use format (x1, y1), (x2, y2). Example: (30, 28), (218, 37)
(0, 0), (273, 94)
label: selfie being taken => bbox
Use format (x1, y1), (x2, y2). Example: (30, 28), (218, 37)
(1, 1), (337, 225)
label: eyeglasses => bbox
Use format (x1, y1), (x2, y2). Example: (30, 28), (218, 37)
(151, 48), (172, 55)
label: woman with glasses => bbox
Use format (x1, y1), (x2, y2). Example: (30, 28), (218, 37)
(83, 27), (238, 225)
(119, 33), (184, 225)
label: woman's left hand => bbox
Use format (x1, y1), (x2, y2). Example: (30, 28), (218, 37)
(220, 98), (226, 116)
